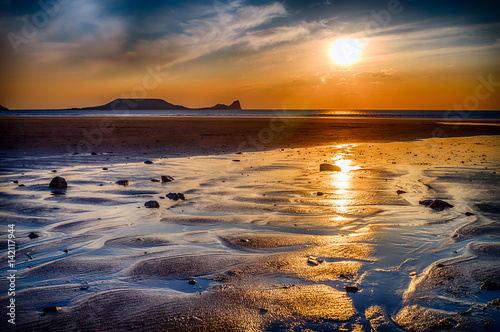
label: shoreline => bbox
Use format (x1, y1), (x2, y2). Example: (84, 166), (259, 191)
(2, 116), (499, 158)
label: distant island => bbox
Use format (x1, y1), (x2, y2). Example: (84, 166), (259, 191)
(77, 98), (242, 111)
(0, 104), (8, 111)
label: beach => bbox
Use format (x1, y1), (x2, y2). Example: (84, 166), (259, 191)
(1, 116), (500, 331)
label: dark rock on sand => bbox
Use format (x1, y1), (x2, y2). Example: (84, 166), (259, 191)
(419, 199), (454, 211)
(188, 279), (197, 285)
(317, 192), (324, 196)
(42, 306), (60, 313)
(49, 176), (67, 189)
(144, 160), (153, 164)
(396, 190), (407, 195)
(419, 200), (434, 207)
(480, 281), (499, 291)
(145, 201), (160, 208)
(28, 232), (39, 239)
(161, 175), (174, 182)
(116, 180), (130, 186)
(320, 163), (341, 172)
(166, 193), (185, 201)
(150, 179), (160, 182)
(430, 200), (454, 211)
(345, 286), (358, 293)
(465, 212), (475, 216)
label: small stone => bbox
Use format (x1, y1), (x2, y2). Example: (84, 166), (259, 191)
(435, 263), (445, 268)
(49, 176), (67, 189)
(465, 212), (475, 216)
(259, 308), (268, 314)
(102, 167), (108, 170)
(64, 250), (69, 254)
(28, 232), (39, 239)
(430, 199), (454, 211)
(307, 256), (320, 266)
(396, 190), (407, 195)
(320, 163), (341, 172)
(419, 199), (434, 206)
(91, 152), (97, 155)
(317, 191), (324, 196)
(116, 180), (130, 186)
(43, 306), (60, 313)
(51, 170), (57, 173)
(80, 282), (89, 290)
(188, 279), (197, 285)
(166, 193), (185, 201)
(345, 286), (358, 293)
(236, 152), (243, 155)
(161, 175), (174, 182)
(232, 159), (240, 162)
(150, 179), (160, 182)
(144, 160), (153, 164)
(144, 201), (160, 208)
(13, 180), (18, 183)
(480, 281), (498, 291)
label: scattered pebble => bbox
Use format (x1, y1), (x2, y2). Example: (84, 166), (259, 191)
(144, 160), (153, 164)
(345, 286), (358, 293)
(144, 201), (160, 208)
(396, 190), (407, 195)
(319, 163), (341, 172)
(166, 193), (185, 201)
(28, 232), (39, 239)
(49, 176), (68, 189)
(188, 279), (197, 285)
(161, 175), (174, 182)
(43, 306), (60, 313)
(116, 180), (130, 186)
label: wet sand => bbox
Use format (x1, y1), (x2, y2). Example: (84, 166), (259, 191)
(1, 116), (499, 157)
(0, 116), (499, 331)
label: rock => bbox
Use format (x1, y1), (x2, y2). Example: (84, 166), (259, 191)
(465, 212), (475, 216)
(51, 170), (57, 173)
(396, 190), (407, 195)
(317, 192), (324, 196)
(345, 286), (358, 293)
(435, 263), (445, 267)
(188, 279), (197, 285)
(42, 306), (60, 313)
(307, 256), (320, 266)
(144, 201), (160, 208)
(236, 152), (243, 155)
(116, 180), (130, 186)
(232, 159), (240, 162)
(320, 163), (341, 172)
(430, 199), (454, 211)
(28, 232), (39, 239)
(64, 250), (69, 254)
(480, 280), (499, 291)
(13, 180), (18, 183)
(102, 167), (108, 170)
(150, 179), (160, 182)
(419, 199), (454, 211)
(161, 175), (174, 182)
(49, 176), (67, 189)
(80, 282), (89, 290)
(419, 199), (434, 206)
(259, 308), (269, 314)
(91, 152), (97, 155)
(144, 160), (153, 164)
(166, 193), (185, 201)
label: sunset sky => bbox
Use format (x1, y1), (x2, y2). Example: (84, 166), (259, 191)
(1, 0), (499, 110)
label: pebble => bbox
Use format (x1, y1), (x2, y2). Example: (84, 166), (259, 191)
(144, 201), (160, 208)
(28, 232), (39, 239)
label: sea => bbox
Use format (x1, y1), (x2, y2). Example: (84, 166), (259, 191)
(2, 109), (500, 120)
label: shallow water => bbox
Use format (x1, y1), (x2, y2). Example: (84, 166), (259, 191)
(1, 136), (499, 331)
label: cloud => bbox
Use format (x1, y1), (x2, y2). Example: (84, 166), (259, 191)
(355, 68), (395, 78)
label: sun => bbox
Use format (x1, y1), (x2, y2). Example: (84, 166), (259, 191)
(330, 38), (363, 66)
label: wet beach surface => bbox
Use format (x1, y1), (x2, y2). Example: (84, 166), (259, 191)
(1, 119), (499, 331)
